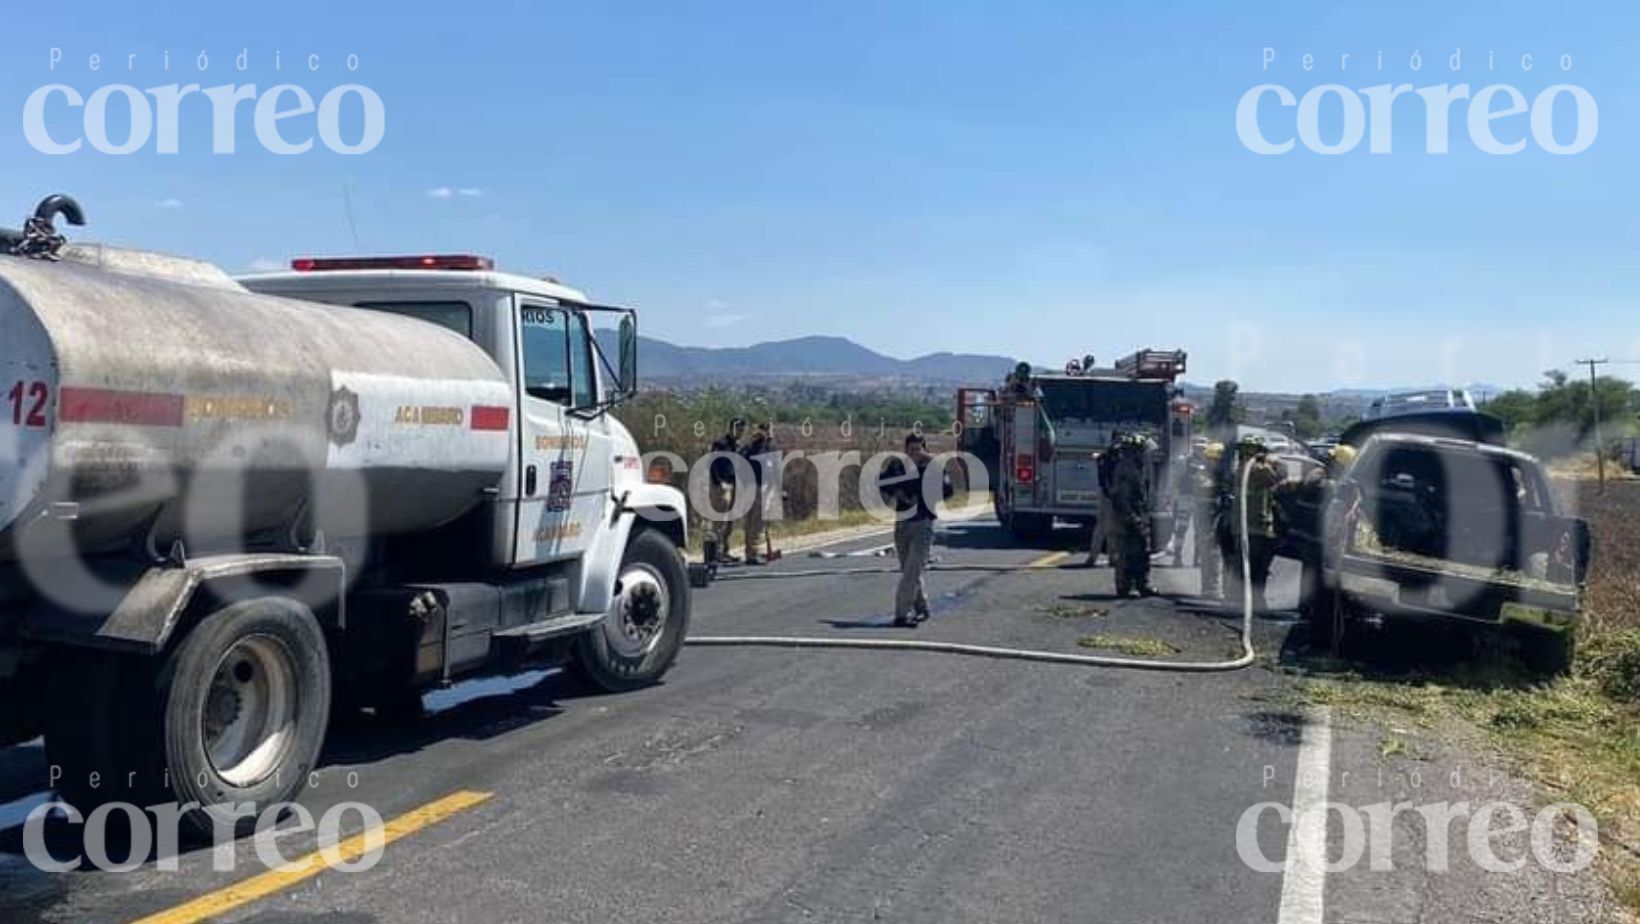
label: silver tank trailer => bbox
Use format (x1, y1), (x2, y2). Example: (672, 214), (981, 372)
(0, 244), (512, 561)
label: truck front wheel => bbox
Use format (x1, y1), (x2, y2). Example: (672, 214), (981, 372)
(573, 529), (690, 692)
(48, 596), (332, 836)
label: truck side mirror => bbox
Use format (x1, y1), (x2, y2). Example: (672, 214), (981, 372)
(618, 315), (638, 398)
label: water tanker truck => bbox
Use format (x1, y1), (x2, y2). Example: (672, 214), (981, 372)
(0, 196), (692, 832)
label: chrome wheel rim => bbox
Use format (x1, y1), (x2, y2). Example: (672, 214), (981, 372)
(605, 563), (669, 659)
(202, 635), (298, 787)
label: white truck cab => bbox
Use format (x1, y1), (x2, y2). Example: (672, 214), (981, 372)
(239, 254), (684, 609)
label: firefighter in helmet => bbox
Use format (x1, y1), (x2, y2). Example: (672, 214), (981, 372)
(739, 421), (777, 565)
(1107, 433), (1158, 597)
(1219, 434), (1288, 614)
(1086, 440), (1119, 567)
(1192, 441), (1226, 598)
(706, 418), (747, 563)
(1296, 442), (1358, 638)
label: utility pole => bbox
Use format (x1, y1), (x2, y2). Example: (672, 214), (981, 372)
(1576, 358), (1609, 491)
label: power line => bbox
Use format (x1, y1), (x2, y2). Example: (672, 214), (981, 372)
(1575, 357), (1609, 490)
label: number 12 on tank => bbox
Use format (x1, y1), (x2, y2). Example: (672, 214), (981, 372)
(6, 380), (48, 427)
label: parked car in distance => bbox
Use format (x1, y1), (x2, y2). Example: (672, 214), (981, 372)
(1365, 388), (1477, 420)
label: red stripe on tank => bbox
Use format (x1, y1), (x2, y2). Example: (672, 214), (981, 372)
(470, 405), (510, 431)
(58, 387), (185, 427)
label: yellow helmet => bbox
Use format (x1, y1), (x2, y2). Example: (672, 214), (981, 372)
(1204, 442), (1225, 462)
(1330, 444), (1359, 468)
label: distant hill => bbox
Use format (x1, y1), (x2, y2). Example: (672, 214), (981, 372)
(601, 332), (1019, 385)
(597, 331), (1507, 408)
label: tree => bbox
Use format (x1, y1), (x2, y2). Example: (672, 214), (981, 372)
(1483, 389), (1537, 433)
(1528, 371), (1635, 442)
(1479, 370), (1639, 457)
(1205, 380), (1242, 437)
(1292, 394), (1323, 440)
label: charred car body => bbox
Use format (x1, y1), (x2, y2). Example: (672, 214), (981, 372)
(1284, 411), (1589, 673)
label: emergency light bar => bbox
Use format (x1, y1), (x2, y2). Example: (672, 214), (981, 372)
(290, 254), (495, 272)
(1114, 349), (1187, 380)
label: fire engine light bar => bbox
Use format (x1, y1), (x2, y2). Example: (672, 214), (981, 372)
(290, 254), (495, 272)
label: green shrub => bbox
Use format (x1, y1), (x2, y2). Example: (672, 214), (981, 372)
(1582, 628), (1640, 704)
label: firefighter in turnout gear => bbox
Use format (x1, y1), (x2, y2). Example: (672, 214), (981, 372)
(1296, 442), (1359, 642)
(1086, 446), (1118, 566)
(740, 421), (777, 565)
(706, 418), (746, 563)
(1191, 441), (1225, 598)
(1220, 435), (1289, 614)
(1107, 433), (1157, 597)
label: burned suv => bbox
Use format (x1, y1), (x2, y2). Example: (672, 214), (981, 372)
(1289, 413), (1590, 675)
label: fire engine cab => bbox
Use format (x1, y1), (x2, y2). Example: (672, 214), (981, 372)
(957, 350), (1190, 543)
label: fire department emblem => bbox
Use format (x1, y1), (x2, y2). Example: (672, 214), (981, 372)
(547, 460), (574, 512)
(327, 386), (361, 446)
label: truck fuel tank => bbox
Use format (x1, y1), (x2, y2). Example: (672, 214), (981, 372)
(0, 242), (512, 561)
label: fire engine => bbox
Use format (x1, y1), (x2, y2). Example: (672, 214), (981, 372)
(957, 350), (1191, 543)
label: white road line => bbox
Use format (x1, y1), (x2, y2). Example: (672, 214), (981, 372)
(809, 542), (895, 559)
(1278, 706), (1333, 924)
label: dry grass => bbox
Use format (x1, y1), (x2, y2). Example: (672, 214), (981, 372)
(631, 405), (975, 548)
(1569, 479), (1640, 636)
(1300, 477), (1640, 913)
(1076, 634), (1179, 657)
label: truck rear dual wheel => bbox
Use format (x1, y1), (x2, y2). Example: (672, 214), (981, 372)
(573, 529), (690, 692)
(47, 597), (331, 837)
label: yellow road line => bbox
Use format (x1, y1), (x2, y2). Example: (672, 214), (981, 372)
(1027, 551), (1071, 568)
(131, 790), (493, 924)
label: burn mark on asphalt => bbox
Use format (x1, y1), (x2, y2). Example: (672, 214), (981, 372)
(1241, 710), (1307, 747)
(855, 701), (929, 730)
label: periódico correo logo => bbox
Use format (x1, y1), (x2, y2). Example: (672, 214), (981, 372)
(22, 48), (385, 155)
(1237, 47), (1598, 155)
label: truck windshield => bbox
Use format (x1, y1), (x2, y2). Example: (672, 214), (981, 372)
(1036, 379), (1167, 424)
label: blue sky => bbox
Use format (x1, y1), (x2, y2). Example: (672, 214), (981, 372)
(0, 0), (1635, 392)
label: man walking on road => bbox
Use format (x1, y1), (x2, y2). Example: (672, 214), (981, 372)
(880, 432), (952, 627)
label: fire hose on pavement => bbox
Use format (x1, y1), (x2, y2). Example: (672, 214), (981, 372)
(681, 463), (1262, 673)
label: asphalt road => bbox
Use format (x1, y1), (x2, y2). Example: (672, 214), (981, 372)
(0, 517), (1619, 923)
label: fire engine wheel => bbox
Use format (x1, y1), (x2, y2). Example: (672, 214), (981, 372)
(163, 598), (332, 835)
(574, 529), (690, 692)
